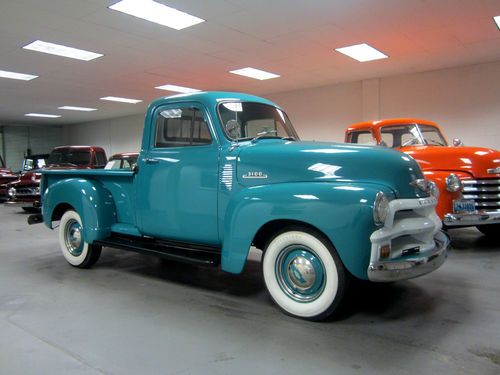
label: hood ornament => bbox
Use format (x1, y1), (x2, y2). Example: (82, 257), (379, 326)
(410, 179), (429, 192)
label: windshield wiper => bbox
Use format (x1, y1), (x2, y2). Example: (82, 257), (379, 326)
(56, 162), (78, 167)
(251, 130), (280, 143)
(427, 140), (445, 146)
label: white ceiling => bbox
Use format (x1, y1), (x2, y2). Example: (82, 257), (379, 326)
(0, 0), (499, 125)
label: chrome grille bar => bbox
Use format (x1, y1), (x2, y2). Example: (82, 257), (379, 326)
(461, 178), (500, 211)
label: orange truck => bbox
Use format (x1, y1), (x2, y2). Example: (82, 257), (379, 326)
(345, 118), (500, 237)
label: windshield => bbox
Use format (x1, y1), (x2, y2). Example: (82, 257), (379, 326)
(380, 124), (447, 148)
(48, 149), (91, 166)
(218, 101), (299, 141)
(23, 157), (47, 171)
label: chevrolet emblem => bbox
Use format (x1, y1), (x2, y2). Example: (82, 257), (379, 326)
(487, 167), (500, 174)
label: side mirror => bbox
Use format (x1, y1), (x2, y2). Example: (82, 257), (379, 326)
(452, 138), (464, 147)
(132, 165), (139, 174)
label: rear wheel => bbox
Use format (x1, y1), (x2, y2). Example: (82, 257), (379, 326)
(262, 227), (349, 321)
(476, 224), (500, 238)
(59, 210), (101, 268)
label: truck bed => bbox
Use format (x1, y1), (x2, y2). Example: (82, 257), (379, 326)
(42, 169), (137, 229)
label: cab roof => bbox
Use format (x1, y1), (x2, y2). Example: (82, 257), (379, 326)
(347, 118), (440, 132)
(148, 91), (280, 110)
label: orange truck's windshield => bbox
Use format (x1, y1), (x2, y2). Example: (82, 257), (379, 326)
(380, 124), (447, 148)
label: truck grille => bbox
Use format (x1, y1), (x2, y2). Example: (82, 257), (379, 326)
(462, 179), (500, 212)
(16, 187), (40, 196)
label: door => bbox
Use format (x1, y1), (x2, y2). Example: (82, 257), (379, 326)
(136, 103), (219, 245)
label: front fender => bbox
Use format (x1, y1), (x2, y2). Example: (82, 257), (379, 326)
(221, 182), (386, 279)
(42, 178), (116, 243)
(422, 170), (472, 218)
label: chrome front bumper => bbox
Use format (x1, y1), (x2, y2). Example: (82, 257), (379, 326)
(443, 211), (500, 227)
(4, 199), (39, 207)
(368, 196), (448, 282)
(368, 230), (449, 282)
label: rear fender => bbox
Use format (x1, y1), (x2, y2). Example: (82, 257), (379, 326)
(42, 178), (116, 243)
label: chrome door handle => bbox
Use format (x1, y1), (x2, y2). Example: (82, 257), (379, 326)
(143, 158), (159, 164)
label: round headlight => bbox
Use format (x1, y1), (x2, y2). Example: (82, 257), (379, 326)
(373, 192), (390, 226)
(428, 181), (439, 199)
(8, 187), (16, 197)
(445, 173), (462, 192)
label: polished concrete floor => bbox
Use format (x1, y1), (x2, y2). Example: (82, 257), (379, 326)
(0, 204), (499, 375)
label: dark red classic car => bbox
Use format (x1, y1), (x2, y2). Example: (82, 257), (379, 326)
(0, 155), (18, 202)
(6, 146), (107, 212)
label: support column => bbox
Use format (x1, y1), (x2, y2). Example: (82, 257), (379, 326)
(362, 78), (380, 121)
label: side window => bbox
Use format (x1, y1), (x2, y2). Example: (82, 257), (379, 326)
(155, 107), (212, 148)
(347, 131), (375, 145)
(94, 151), (107, 167)
(380, 130), (395, 148)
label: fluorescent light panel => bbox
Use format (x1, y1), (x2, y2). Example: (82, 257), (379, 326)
(155, 84), (201, 93)
(494, 16), (500, 30)
(23, 40), (103, 61)
(25, 113), (61, 118)
(109, 0), (205, 30)
(58, 106), (97, 112)
(229, 67), (280, 80)
(335, 43), (388, 62)
(100, 96), (142, 104)
(0, 69), (38, 81)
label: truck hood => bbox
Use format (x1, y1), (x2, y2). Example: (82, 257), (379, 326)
(0, 168), (12, 174)
(236, 140), (427, 198)
(401, 145), (500, 178)
(15, 170), (42, 184)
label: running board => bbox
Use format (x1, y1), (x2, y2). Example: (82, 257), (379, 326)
(95, 234), (221, 266)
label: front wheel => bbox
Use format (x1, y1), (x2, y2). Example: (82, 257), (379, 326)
(476, 224), (500, 238)
(59, 210), (102, 268)
(262, 228), (349, 321)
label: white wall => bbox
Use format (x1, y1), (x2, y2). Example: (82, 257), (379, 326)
(1, 125), (64, 171)
(64, 60), (500, 151)
(378, 62), (500, 149)
(269, 60), (500, 150)
(64, 114), (144, 158)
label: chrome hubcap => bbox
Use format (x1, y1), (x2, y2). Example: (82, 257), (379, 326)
(276, 246), (326, 302)
(65, 219), (83, 256)
(287, 256), (316, 290)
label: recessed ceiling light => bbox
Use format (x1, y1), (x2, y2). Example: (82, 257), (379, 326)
(155, 84), (201, 93)
(335, 43), (388, 62)
(100, 96), (142, 104)
(109, 0), (205, 30)
(58, 106), (97, 112)
(25, 113), (61, 118)
(0, 69), (38, 81)
(22, 40), (103, 61)
(494, 16), (500, 30)
(229, 67), (280, 80)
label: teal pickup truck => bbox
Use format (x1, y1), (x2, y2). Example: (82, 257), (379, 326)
(32, 92), (448, 320)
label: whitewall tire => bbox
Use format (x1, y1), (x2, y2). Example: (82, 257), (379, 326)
(262, 228), (348, 321)
(59, 210), (101, 268)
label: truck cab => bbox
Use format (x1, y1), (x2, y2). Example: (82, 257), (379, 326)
(36, 93), (448, 320)
(345, 118), (500, 236)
